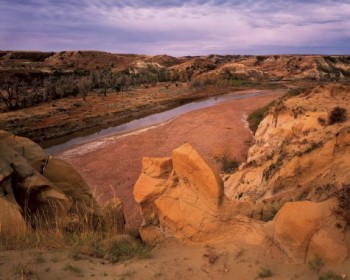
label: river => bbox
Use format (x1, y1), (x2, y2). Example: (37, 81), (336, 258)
(45, 89), (276, 154)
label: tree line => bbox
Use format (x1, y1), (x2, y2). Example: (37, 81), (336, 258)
(0, 66), (196, 111)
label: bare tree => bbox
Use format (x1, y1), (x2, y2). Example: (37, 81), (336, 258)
(78, 77), (92, 101)
(0, 79), (25, 111)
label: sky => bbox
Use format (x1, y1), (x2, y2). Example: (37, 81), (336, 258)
(0, 0), (349, 56)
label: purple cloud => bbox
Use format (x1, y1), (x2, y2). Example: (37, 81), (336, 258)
(0, 0), (349, 55)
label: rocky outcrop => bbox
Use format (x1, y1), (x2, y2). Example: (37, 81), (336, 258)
(133, 86), (350, 264)
(225, 85), (350, 206)
(134, 143), (350, 264)
(134, 143), (267, 244)
(0, 130), (125, 233)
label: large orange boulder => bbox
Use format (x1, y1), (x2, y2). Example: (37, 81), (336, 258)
(134, 143), (265, 244)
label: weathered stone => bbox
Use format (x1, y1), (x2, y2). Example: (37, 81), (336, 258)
(0, 194), (29, 234)
(134, 143), (266, 244)
(172, 143), (224, 207)
(33, 157), (96, 211)
(225, 85), (350, 204)
(0, 130), (45, 163)
(141, 157), (172, 178)
(307, 227), (348, 264)
(0, 130), (125, 234)
(273, 199), (346, 263)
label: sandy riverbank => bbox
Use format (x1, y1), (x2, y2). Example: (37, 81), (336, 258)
(57, 89), (284, 228)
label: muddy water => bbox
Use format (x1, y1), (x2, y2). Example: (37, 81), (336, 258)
(45, 90), (272, 154)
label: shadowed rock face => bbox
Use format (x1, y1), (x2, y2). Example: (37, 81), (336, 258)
(0, 130), (125, 233)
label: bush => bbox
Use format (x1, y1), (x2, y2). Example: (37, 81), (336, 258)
(0, 231), (152, 264)
(308, 255), (324, 274)
(328, 107), (347, 125)
(283, 87), (306, 98)
(108, 239), (152, 264)
(256, 267), (272, 278)
(335, 184), (350, 223)
(304, 141), (323, 154)
(248, 87), (306, 134)
(319, 271), (342, 280)
(214, 153), (239, 173)
(248, 101), (275, 133)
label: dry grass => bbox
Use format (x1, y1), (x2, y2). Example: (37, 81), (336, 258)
(0, 196), (150, 264)
(0, 230), (152, 264)
(213, 148), (240, 173)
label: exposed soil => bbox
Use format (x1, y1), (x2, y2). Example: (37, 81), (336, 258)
(57, 89), (284, 229)
(1, 238), (349, 279)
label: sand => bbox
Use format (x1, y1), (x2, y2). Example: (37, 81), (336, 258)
(1, 238), (349, 279)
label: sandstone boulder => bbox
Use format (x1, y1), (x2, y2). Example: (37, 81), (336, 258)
(0, 141), (72, 228)
(134, 143), (266, 244)
(32, 157), (97, 216)
(0, 195), (29, 234)
(0, 130), (45, 163)
(0, 130), (125, 233)
(172, 144), (224, 207)
(274, 199), (348, 264)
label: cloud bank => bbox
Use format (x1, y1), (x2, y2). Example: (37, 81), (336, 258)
(1, 0), (349, 55)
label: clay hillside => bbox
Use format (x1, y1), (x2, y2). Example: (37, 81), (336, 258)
(1, 51), (350, 86)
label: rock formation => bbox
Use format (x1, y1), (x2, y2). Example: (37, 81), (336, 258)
(134, 144), (265, 244)
(0, 130), (125, 233)
(134, 85), (350, 264)
(274, 199), (348, 264)
(225, 85), (350, 205)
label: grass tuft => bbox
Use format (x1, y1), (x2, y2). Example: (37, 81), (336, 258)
(319, 271), (342, 280)
(0, 230), (152, 264)
(248, 87), (307, 134)
(308, 255), (324, 274)
(256, 267), (273, 278)
(63, 263), (83, 274)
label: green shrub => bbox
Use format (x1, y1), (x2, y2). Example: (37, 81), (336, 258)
(248, 101), (275, 133)
(283, 87), (306, 98)
(248, 87), (306, 134)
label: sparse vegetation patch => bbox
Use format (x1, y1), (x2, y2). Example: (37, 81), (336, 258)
(319, 271), (343, 280)
(214, 152), (240, 173)
(335, 183), (350, 223)
(308, 255), (324, 274)
(256, 267), (273, 278)
(0, 231), (152, 264)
